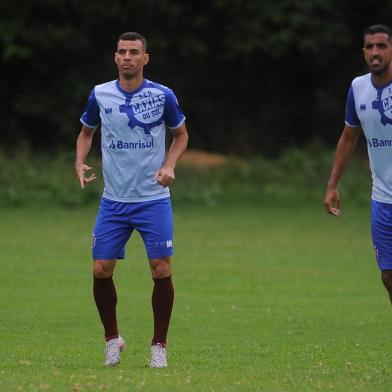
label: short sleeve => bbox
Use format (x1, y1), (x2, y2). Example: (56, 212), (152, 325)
(80, 88), (100, 128)
(163, 89), (186, 129)
(344, 85), (360, 127)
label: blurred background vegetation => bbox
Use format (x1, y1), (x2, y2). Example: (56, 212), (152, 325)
(0, 0), (388, 207)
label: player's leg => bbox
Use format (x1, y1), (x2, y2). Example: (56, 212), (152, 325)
(371, 200), (392, 304)
(133, 197), (174, 367)
(93, 259), (119, 342)
(93, 259), (127, 366)
(381, 270), (392, 304)
(149, 257), (174, 347)
(149, 257), (173, 368)
(91, 197), (132, 366)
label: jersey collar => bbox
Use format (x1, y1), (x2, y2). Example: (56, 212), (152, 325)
(115, 79), (148, 96)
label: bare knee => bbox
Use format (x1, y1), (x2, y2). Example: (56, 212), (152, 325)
(381, 270), (392, 293)
(149, 257), (172, 279)
(93, 260), (116, 278)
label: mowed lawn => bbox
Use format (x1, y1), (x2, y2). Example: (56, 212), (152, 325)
(1, 203), (391, 391)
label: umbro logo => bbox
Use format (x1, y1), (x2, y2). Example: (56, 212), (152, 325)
(360, 104), (366, 111)
(104, 107), (112, 114)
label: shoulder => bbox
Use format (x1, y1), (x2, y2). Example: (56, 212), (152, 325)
(351, 73), (371, 88)
(144, 79), (175, 95)
(94, 80), (117, 94)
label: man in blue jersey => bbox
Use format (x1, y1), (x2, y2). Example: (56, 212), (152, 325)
(324, 24), (392, 303)
(75, 32), (188, 368)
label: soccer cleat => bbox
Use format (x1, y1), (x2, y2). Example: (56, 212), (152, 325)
(104, 336), (126, 367)
(118, 336), (126, 352)
(150, 343), (168, 368)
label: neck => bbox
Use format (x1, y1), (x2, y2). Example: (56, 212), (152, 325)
(118, 74), (144, 92)
(372, 65), (392, 87)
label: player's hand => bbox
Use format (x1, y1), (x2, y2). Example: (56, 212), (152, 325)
(154, 166), (175, 187)
(324, 187), (340, 216)
(75, 162), (97, 189)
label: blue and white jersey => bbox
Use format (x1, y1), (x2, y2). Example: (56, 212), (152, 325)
(345, 73), (392, 203)
(80, 79), (186, 202)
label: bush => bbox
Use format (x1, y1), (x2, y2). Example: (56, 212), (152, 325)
(173, 145), (371, 207)
(0, 146), (371, 208)
(0, 149), (102, 207)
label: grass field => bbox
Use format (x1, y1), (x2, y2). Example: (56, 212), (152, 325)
(1, 203), (392, 391)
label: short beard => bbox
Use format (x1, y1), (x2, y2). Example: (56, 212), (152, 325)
(370, 64), (389, 76)
(122, 72), (135, 80)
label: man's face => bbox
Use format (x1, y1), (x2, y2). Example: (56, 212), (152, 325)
(363, 33), (392, 76)
(115, 39), (149, 79)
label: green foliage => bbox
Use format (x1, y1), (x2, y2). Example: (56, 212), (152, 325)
(0, 146), (372, 208)
(174, 144), (371, 207)
(0, 149), (101, 207)
(2, 0), (392, 153)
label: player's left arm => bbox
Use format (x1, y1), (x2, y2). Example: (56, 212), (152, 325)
(154, 123), (189, 187)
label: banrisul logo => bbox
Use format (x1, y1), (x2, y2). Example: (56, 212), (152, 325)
(120, 88), (166, 133)
(372, 86), (392, 125)
(367, 137), (392, 148)
(109, 139), (153, 150)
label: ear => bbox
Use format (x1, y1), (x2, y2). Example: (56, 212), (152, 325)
(143, 53), (150, 66)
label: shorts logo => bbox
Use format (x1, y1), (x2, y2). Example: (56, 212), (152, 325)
(374, 245), (379, 261)
(92, 233), (96, 248)
(372, 87), (392, 125)
(155, 240), (173, 248)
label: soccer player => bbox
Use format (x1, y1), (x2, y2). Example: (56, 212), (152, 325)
(324, 24), (392, 303)
(75, 32), (188, 368)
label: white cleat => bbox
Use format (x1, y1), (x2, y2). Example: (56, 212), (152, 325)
(104, 336), (126, 367)
(150, 343), (168, 368)
(118, 336), (126, 352)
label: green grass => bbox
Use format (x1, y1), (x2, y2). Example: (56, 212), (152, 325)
(1, 203), (391, 391)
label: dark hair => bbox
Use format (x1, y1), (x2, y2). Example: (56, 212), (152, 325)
(363, 24), (392, 41)
(117, 32), (147, 51)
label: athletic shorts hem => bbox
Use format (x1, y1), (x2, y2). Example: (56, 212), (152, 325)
(146, 250), (174, 260)
(92, 254), (125, 261)
(377, 261), (392, 271)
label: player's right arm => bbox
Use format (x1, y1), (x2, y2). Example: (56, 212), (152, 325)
(75, 125), (97, 189)
(323, 125), (362, 216)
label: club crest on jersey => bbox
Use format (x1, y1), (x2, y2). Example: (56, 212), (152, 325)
(119, 88), (165, 133)
(372, 87), (392, 126)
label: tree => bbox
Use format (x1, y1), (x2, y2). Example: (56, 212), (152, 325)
(1, 0), (392, 154)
